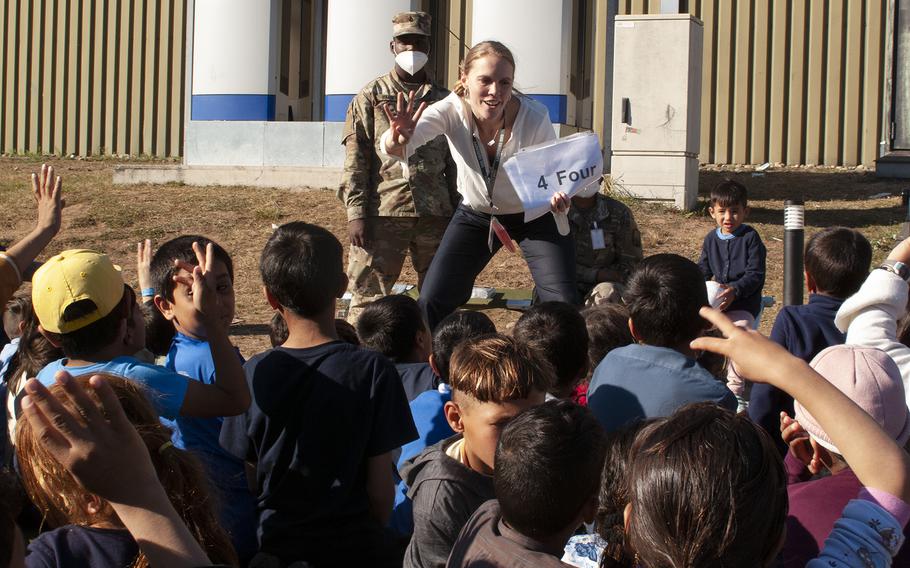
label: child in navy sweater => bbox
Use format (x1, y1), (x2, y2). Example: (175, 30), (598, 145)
(697, 180), (766, 405)
(749, 227), (871, 452)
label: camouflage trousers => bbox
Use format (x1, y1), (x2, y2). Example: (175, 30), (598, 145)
(347, 216), (450, 323)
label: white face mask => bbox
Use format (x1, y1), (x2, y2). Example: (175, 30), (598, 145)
(395, 50), (428, 75)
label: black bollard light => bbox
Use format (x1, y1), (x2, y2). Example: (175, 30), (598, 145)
(903, 189), (910, 239)
(784, 199), (805, 306)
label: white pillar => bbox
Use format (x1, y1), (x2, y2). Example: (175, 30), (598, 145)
(323, 0), (414, 121)
(191, 0), (279, 120)
(471, 0), (573, 124)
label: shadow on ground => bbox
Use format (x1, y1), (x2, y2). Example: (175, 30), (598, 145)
(699, 170), (906, 203)
(747, 205), (906, 229)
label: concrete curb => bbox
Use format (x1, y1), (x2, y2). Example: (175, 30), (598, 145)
(112, 164), (343, 190)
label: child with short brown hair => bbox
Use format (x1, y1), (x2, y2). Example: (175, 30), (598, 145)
(400, 334), (550, 568)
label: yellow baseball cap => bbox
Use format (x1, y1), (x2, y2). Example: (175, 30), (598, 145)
(32, 249), (125, 334)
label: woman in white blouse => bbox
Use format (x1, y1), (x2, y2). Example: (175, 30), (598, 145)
(382, 40), (576, 329)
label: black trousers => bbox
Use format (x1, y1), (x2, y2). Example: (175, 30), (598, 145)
(419, 204), (578, 330)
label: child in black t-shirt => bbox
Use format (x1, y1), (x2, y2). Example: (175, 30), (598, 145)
(219, 222), (418, 567)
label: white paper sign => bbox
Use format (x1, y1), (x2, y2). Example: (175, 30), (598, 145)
(501, 131), (604, 223)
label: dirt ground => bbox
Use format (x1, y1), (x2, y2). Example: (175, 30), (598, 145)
(0, 156), (906, 358)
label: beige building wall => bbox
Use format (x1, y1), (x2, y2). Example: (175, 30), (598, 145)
(0, 0), (889, 167)
(618, 0), (886, 167)
(0, 0), (187, 158)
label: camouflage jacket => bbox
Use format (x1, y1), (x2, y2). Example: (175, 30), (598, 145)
(338, 71), (459, 220)
(568, 195), (643, 285)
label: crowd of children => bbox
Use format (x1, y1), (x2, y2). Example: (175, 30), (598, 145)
(2, 163), (910, 568)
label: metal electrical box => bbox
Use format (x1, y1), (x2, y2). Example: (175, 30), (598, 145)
(610, 14), (703, 210)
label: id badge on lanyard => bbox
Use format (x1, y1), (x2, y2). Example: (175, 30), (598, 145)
(591, 221), (606, 250)
(472, 129), (516, 253)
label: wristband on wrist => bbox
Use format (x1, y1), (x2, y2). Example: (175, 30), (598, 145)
(877, 260), (910, 281)
(141, 287), (155, 297)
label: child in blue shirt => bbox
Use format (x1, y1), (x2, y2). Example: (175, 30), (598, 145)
(696, 179), (766, 405)
(148, 235), (257, 563)
(750, 227), (872, 452)
(32, 248), (249, 422)
(587, 254), (736, 432)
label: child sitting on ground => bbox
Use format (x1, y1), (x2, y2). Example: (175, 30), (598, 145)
(219, 221), (417, 567)
(583, 303), (635, 372)
(587, 254), (736, 432)
(562, 419), (650, 568)
(390, 310), (496, 537)
(620, 307), (910, 567)
(513, 302), (589, 400)
(750, 227), (871, 450)
(0, 293), (28, 380)
(401, 334), (549, 568)
(2, 293), (62, 455)
(357, 294), (438, 401)
(148, 235), (257, 563)
(448, 400), (607, 567)
(16, 374), (237, 567)
(777, 344), (910, 567)
(570, 304), (635, 407)
(31, 247), (249, 422)
(697, 179), (766, 407)
(835, 235), (910, 407)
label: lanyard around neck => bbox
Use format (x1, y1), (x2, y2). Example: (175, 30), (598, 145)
(471, 127), (506, 209)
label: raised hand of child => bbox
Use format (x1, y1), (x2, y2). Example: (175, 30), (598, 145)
(21, 372), (215, 567)
(172, 241), (224, 330)
(136, 239), (153, 302)
(780, 411), (822, 475)
(20, 373), (158, 504)
(691, 306), (802, 384)
(32, 163), (64, 235)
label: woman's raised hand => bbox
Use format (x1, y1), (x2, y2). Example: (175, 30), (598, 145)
(382, 90), (426, 147)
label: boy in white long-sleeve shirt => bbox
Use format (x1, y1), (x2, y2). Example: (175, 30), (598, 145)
(835, 236), (910, 407)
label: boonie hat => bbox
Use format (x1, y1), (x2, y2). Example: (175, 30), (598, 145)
(32, 249), (125, 334)
(393, 11), (431, 37)
(795, 344), (910, 454)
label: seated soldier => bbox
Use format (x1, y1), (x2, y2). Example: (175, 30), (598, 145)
(569, 178), (642, 306)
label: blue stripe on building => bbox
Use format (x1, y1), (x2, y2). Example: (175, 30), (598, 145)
(528, 94), (567, 124)
(325, 94), (355, 122)
(325, 93), (567, 124)
(191, 94), (276, 120)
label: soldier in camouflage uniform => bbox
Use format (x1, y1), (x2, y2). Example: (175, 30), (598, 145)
(338, 11), (459, 322)
(569, 180), (643, 306)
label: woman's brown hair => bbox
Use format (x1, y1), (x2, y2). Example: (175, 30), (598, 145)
(15, 375), (238, 567)
(626, 403), (787, 568)
(453, 40), (516, 97)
